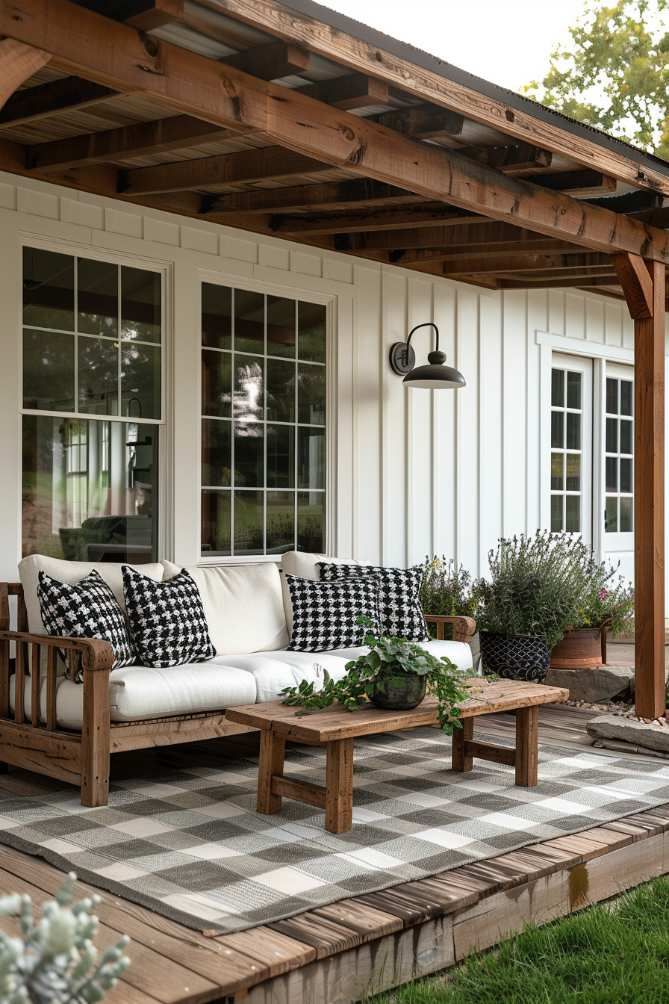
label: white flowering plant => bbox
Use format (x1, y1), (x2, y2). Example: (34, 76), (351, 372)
(0, 873), (130, 1004)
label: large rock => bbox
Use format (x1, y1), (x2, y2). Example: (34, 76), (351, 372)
(544, 665), (634, 703)
(587, 714), (669, 754)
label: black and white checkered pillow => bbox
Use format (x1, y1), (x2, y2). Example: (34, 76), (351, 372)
(286, 574), (382, 652)
(122, 565), (215, 668)
(37, 569), (135, 669)
(318, 562), (428, 641)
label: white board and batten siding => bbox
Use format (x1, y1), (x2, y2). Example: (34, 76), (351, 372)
(0, 170), (667, 588)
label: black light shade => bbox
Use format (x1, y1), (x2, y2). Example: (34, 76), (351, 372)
(389, 323), (466, 390)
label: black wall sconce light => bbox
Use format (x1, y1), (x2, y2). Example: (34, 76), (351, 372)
(389, 322), (466, 389)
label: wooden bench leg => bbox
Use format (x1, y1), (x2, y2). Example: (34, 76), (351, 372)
(452, 717), (473, 772)
(325, 738), (354, 833)
(515, 706), (539, 786)
(257, 731), (285, 815)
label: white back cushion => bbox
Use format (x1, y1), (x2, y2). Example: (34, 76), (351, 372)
(19, 555), (164, 635)
(280, 551), (370, 634)
(162, 561), (288, 655)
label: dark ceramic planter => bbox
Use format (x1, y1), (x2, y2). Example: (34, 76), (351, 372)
(366, 667), (427, 710)
(479, 631), (550, 683)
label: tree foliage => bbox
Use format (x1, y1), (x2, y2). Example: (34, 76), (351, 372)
(524, 0), (669, 158)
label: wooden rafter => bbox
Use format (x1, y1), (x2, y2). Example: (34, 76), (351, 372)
(29, 115), (238, 171)
(2, 0), (666, 262)
(373, 105), (465, 142)
(269, 205), (482, 235)
(121, 146), (330, 195)
(0, 38), (50, 110)
(203, 180), (424, 215)
(211, 0), (669, 197)
(300, 73), (406, 111)
(222, 40), (312, 80)
(0, 75), (115, 127)
(440, 252), (610, 276)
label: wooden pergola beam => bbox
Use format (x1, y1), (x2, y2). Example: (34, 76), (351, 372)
(213, 0), (669, 197)
(374, 104), (465, 142)
(614, 254), (666, 720)
(2, 0), (665, 261)
(0, 38), (50, 109)
(0, 74), (115, 127)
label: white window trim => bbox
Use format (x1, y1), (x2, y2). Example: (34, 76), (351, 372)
(18, 234), (173, 564)
(196, 269), (338, 565)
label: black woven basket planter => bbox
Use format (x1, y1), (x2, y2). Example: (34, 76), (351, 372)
(479, 632), (550, 683)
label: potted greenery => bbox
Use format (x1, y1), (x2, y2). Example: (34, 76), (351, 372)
(420, 556), (483, 670)
(551, 569), (634, 668)
(281, 617), (468, 734)
(477, 531), (592, 682)
(0, 873), (130, 1003)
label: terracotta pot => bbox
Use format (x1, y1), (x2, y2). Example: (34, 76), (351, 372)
(550, 627), (606, 669)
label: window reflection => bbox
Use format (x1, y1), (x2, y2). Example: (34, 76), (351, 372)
(22, 416), (157, 562)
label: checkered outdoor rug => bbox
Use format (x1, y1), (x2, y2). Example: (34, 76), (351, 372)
(2, 728), (669, 933)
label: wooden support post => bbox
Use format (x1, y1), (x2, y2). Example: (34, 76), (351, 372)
(81, 655), (111, 808)
(452, 717), (474, 772)
(614, 254), (666, 720)
(257, 731), (286, 815)
(325, 739), (354, 833)
(515, 706), (539, 786)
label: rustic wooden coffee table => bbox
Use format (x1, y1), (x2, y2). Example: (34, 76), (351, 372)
(226, 678), (569, 833)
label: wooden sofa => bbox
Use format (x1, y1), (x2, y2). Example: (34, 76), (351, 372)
(0, 566), (476, 807)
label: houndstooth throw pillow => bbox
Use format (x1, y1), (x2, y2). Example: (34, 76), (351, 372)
(318, 562), (428, 641)
(37, 569), (135, 669)
(122, 565), (215, 668)
(286, 574), (382, 652)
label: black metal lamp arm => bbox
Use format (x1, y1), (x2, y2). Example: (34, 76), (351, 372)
(406, 321), (440, 354)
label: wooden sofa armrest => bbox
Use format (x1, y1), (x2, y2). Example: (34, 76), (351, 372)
(424, 614), (477, 643)
(0, 631), (114, 673)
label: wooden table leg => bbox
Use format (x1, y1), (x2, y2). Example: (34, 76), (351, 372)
(257, 730), (286, 814)
(515, 706), (539, 786)
(452, 717), (473, 772)
(325, 738), (354, 833)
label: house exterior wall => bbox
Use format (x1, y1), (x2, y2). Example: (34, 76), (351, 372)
(0, 170), (667, 588)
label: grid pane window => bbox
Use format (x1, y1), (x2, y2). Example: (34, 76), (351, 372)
(605, 376), (634, 533)
(21, 247), (162, 561)
(201, 283), (327, 557)
(550, 367), (584, 532)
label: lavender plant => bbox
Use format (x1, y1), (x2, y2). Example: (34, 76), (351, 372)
(0, 873), (130, 1004)
(419, 556), (483, 619)
(478, 531), (604, 650)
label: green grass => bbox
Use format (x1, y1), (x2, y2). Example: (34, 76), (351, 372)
(373, 878), (669, 1004)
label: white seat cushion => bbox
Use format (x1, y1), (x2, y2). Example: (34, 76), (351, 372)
(10, 639), (472, 730)
(162, 561), (288, 655)
(19, 555), (164, 635)
(11, 659), (257, 731)
(214, 649), (354, 703)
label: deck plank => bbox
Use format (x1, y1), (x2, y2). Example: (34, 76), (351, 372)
(0, 849), (265, 996)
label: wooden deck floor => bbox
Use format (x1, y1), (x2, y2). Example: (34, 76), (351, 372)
(1, 705), (668, 1004)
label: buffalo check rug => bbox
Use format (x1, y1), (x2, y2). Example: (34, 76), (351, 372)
(2, 727), (669, 933)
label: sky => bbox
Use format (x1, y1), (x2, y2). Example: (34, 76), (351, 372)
(316, 0), (587, 92)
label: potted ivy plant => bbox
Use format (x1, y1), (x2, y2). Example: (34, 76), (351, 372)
(281, 617), (469, 734)
(477, 531), (590, 682)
